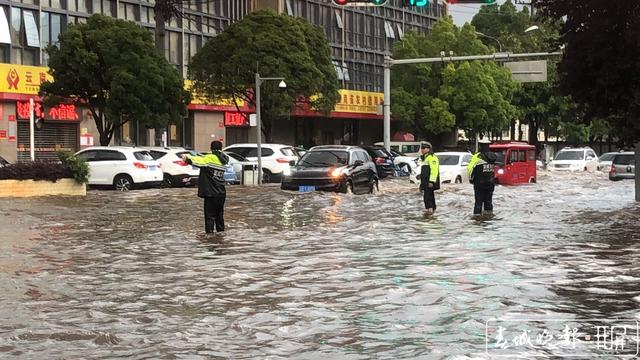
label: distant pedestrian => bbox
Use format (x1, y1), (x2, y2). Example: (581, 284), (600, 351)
(183, 141), (229, 233)
(468, 151), (497, 216)
(419, 141), (440, 215)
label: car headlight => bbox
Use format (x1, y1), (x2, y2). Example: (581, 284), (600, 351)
(283, 167), (291, 176)
(497, 168), (505, 175)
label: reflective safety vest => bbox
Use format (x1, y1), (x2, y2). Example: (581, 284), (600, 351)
(186, 152), (228, 197)
(187, 153), (225, 167)
(467, 152), (482, 177)
(421, 153), (440, 184)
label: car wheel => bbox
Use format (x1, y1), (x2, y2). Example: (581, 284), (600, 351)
(163, 173), (175, 188)
(584, 167), (588, 171)
(455, 176), (462, 184)
(114, 174), (133, 191)
(262, 169), (272, 183)
(345, 180), (354, 195)
(369, 179), (379, 194)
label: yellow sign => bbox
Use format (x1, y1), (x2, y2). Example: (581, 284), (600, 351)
(0, 64), (53, 95)
(334, 89), (383, 114)
(184, 80), (245, 107)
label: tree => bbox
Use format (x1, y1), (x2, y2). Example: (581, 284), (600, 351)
(390, 17), (518, 140)
(40, 15), (191, 146)
(538, 0), (640, 146)
(189, 10), (340, 141)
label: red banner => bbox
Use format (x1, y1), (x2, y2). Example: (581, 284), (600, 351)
(224, 112), (249, 127)
(16, 101), (79, 121)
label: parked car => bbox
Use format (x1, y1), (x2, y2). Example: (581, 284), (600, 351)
(548, 147), (599, 172)
(609, 152), (635, 181)
(281, 145), (378, 194)
(389, 149), (420, 176)
(144, 147), (199, 187)
(0, 156), (9, 167)
(435, 152), (473, 184)
(598, 152), (618, 172)
(75, 146), (163, 191)
(362, 145), (395, 179)
(374, 141), (422, 157)
(225, 151), (259, 184)
(223, 143), (298, 183)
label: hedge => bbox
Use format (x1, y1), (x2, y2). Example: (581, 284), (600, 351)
(0, 152), (89, 184)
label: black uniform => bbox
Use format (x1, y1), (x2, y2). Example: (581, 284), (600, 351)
(470, 152), (496, 215)
(186, 150), (229, 233)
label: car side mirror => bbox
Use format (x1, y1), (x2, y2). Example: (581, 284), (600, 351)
(353, 160), (364, 167)
(462, 162), (469, 167)
(289, 160), (296, 166)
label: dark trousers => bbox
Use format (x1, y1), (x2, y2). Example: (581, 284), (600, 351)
(473, 187), (494, 215)
(204, 196), (225, 233)
(423, 188), (436, 210)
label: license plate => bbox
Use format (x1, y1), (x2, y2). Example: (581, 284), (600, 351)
(149, 165), (157, 171)
(299, 186), (316, 193)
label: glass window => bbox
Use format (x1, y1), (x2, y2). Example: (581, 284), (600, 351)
(285, 0), (293, 16)
(92, 0), (101, 13)
(51, 14), (61, 44)
(68, 0), (77, 11)
(133, 151), (154, 161)
(104, 0), (115, 17)
(300, 151), (348, 167)
(23, 10), (39, 48)
(527, 150), (536, 161)
(169, 31), (180, 64)
(280, 147), (296, 156)
(78, 0), (88, 13)
(613, 154), (635, 166)
(437, 155), (460, 166)
(41, 12), (50, 46)
(555, 150), (584, 161)
(599, 153), (616, 162)
(11, 8), (22, 47)
(149, 150), (167, 160)
(334, 9), (343, 29)
(99, 150), (127, 161)
(77, 150), (98, 161)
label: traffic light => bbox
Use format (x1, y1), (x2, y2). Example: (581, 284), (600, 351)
(446, 0), (496, 3)
(403, 0), (429, 6)
(332, 0), (388, 6)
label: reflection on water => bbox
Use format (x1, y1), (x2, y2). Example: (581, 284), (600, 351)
(0, 172), (638, 358)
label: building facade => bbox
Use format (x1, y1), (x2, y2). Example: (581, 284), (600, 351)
(0, 0), (444, 162)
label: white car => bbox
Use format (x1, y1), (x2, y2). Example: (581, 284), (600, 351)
(144, 147), (200, 187)
(436, 152), (473, 184)
(389, 149), (420, 175)
(548, 147), (599, 172)
(225, 151), (259, 184)
(222, 143), (298, 183)
(409, 152), (473, 185)
(597, 152), (618, 172)
(75, 146), (163, 191)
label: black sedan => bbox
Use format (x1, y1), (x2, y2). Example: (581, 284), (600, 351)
(362, 145), (395, 178)
(281, 145), (378, 194)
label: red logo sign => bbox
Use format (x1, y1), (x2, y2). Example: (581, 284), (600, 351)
(6, 69), (19, 90)
(224, 112), (248, 127)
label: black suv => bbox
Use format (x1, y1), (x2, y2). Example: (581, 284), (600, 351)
(281, 145), (378, 194)
(362, 145), (395, 178)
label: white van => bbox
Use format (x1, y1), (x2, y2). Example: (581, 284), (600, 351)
(373, 141), (422, 157)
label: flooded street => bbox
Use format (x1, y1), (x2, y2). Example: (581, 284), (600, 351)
(1, 171), (639, 359)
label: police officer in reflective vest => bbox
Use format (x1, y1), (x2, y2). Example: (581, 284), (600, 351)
(183, 141), (229, 233)
(419, 141), (440, 214)
(467, 151), (497, 215)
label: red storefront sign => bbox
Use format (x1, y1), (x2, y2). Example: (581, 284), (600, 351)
(16, 101), (79, 121)
(224, 112), (248, 127)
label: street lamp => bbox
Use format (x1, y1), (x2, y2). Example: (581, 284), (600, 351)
(475, 31), (503, 53)
(254, 72), (286, 185)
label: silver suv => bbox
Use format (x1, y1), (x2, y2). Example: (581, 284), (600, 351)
(609, 152), (635, 181)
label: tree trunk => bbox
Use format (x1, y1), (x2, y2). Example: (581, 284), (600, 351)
(99, 131), (111, 146)
(528, 117), (539, 149)
(510, 119), (516, 140)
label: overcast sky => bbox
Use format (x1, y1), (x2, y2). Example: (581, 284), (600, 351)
(447, 0), (529, 26)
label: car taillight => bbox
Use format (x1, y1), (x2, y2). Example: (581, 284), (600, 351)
(276, 158), (290, 163)
(133, 162), (147, 169)
(173, 160), (188, 166)
(374, 157), (385, 165)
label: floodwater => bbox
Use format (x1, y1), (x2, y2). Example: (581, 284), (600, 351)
(0, 171), (638, 359)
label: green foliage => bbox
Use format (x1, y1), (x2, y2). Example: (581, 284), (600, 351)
(189, 10), (339, 141)
(57, 151), (89, 184)
(391, 17), (518, 138)
(539, 0), (640, 146)
(40, 14), (191, 146)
